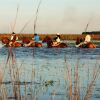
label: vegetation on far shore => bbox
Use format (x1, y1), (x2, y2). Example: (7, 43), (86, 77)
(0, 33), (100, 40)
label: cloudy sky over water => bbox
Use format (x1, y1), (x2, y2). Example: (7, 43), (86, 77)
(0, 0), (100, 34)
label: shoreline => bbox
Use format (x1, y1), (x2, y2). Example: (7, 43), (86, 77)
(0, 33), (100, 40)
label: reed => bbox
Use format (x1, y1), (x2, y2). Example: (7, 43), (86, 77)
(85, 66), (100, 99)
(33, 0), (42, 34)
(0, 68), (3, 85)
(73, 59), (80, 100)
(64, 56), (73, 100)
(0, 68), (7, 100)
(63, 56), (100, 100)
(12, 4), (20, 33)
(51, 90), (56, 100)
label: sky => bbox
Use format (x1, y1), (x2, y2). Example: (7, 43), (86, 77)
(0, 0), (100, 34)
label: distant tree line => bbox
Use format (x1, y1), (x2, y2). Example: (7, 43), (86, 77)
(82, 31), (100, 35)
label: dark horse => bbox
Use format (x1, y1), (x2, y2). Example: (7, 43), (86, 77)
(2, 37), (22, 47)
(22, 37), (42, 47)
(42, 36), (68, 48)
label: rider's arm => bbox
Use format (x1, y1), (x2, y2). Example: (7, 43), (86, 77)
(10, 35), (14, 40)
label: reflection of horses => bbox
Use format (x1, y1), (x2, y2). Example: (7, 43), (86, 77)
(42, 36), (68, 48)
(22, 38), (42, 47)
(2, 37), (22, 47)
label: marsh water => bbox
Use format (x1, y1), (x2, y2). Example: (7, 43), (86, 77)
(0, 42), (100, 100)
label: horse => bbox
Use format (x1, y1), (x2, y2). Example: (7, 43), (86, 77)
(1, 37), (22, 47)
(76, 42), (96, 48)
(42, 36), (68, 48)
(75, 36), (96, 48)
(22, 37), (42, 47)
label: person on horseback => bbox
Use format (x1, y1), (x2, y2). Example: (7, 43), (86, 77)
(9, 32), (18, 46)
(76, 34), (91, 47)
(52, 33), (61, 46)
(33, 33), (40, 42)
(84, 34), (91, 43)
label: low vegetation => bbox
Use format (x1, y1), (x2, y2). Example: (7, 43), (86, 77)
(0, 33), (100, 40)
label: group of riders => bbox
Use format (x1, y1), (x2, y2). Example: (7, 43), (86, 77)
(7, 32), (41, 47)
(5, 32), (62, 47)
(2, 32), (96, 48)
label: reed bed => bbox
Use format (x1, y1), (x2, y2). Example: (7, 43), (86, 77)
(0, 47), (99, 100)
(64, 56), (100, 100)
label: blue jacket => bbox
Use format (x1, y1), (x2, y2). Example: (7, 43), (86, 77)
(34, 35), (40, 42)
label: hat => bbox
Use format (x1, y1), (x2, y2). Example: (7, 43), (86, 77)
(12, 32), (15, 34)
(34, 33), (37, 35)
(56, 33), (60, 35)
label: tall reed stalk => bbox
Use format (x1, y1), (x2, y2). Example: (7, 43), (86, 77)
(33, 0), (42, 34)
(12, 4), (20, 33)
(85, 65), (100, 100)
(64, 56), (100, 100)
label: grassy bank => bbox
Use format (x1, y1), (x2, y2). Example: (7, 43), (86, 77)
(0, 33), (100, 40)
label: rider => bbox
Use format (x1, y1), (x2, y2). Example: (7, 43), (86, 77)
(33, 33), (40, 42)
(84, 34), (91, 44)
(76, 34), (91, 47)
(24, 33), (40, 47)
(9, 32), (18, 46)
(52, 33), (61, 46)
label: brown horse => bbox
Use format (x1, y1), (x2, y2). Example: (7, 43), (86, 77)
(2, 37), (9, 45)
(42, 36), (68, 48)
(22, 37), (42, 47)
(75, 36), (96, 48)
(2, 37), (22, 47)
(77, 42), (96, 48)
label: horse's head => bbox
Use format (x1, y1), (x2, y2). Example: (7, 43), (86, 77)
(42, 36), (53, 47)
(2, 37), (10, 44)
(76, 37), (80, 45)
(22, 37), (31, 44)
(42, 36), (52, 43)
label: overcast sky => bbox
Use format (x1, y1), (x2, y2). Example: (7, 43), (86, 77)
(0, 0), (100, 34)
